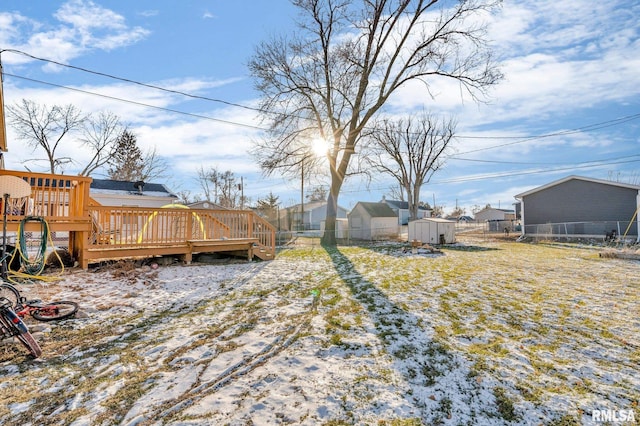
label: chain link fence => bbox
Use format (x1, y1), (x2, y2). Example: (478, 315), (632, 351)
(521, 221), (638, 243)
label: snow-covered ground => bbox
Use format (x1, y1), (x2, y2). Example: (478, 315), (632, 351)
(0, 238), (638, 425)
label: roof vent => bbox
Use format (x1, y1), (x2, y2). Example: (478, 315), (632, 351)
(134, 181), (145, 194)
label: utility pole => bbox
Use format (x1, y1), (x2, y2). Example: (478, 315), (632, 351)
(0, 58), (8, 165)
(300, 160), (304, 232)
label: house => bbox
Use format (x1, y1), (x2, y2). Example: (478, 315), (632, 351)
(381, 197), (431, 225)
(188, 201), (227, 210)
(515, 175), (640, 240)
(348, 202), (398, 240)
(280, 200), (348, 231)
(90, 179), (179, 208)
(474, 207), (516, 222)
(408, 218), (456, 244)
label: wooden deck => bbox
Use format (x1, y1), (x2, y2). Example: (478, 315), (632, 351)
(0, 170), (276, 268)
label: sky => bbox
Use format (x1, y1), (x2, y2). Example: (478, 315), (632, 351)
(0, 0), (639, 215)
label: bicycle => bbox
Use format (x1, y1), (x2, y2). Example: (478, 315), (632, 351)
(0, 297), (42, 358)
(17, 299), (79, 322)
(0, 283), (78, 321)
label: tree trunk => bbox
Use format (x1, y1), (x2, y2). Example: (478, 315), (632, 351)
(321, 180), (341, 246)
(410, 183), (421, 222)
(321, 150), (349, 246)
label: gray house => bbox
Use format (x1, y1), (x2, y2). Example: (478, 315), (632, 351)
(474, 207), (516, 222)
(348, 202), (398, 240)
(381, 198), (431, 225)
(515, 175), (640, 241)
(280, 200), (348, 231)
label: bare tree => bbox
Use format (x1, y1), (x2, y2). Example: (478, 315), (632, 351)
(306, 185), (327, 202)
(79, 111), (124, 176)
(7, 99), (85, 173)
(140, 146), (168, 182)
(196, 166), (220, 202)
(365, 113), (456, 221)
(249, 0), (502, 245)
(196, 166), (242, 208)
(386, 184), (406, 202)
(174, 189), (196, 205)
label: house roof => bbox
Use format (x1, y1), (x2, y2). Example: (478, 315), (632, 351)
(383, 199), (430, 211)
(90, 178), (178, 198)
(515, 175), (640, 199)
(355, 202), (397, 218)
(286, 200), (347, 212)
(476, 207), (515, 214)
(187, 201), (226, 210)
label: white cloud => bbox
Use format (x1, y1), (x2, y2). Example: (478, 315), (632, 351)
(0, 0), (149, 68)
(138, 10), (159, 18)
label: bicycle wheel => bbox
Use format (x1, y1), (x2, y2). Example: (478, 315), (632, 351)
(32, 301), (78, 321)
(15, 330), (42, 358)
(0, 283), (21, 309)
(0, 309), (42, 358)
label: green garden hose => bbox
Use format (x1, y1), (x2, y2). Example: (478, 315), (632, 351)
(17, 216), (49, 276)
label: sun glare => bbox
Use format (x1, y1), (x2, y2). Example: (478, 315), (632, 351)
(311, 137), (329, 157)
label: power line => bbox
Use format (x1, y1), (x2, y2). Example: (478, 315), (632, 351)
(4, 73), (266, 131)
(3, 48), (639, 147)
(449, 153), (640, 166)
(1, 48), (262, 114)
(432, 158), (640, 184)
(450, 113), (640, 156)
(334, 157), (640, 194)
(454, 113), (640, 140)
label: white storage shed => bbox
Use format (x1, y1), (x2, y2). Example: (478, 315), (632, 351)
(321, 218), (349, 239)
(408, 218), (456, 244)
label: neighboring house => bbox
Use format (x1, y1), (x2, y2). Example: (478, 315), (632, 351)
(381, 197), (431, 225)
(90, 179), (179, 208)
(280, 200), (348, 231)
(188, 201), (227, 210)
(515, 175), (640, 240)
(474, 207), (516, 222)
(408, 217), (456, 244)
(348, 202), (398, 240)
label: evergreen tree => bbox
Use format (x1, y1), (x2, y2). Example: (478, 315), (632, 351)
(108, 130), (145, 181)
(255, 192), (280, 228)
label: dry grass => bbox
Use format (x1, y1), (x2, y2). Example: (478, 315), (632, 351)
(0, 236), (638, 425)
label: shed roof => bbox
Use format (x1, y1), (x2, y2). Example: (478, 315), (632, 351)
(413, 217), (456, 224)
(515, 175), (640, 199)
(355, 202), (397, 218)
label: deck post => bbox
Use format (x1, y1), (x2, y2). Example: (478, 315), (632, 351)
(247, 211), (253, 239)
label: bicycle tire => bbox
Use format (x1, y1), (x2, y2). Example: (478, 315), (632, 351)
(0, 309), (42, 358)
(15, 330), (42, 358)
(32, 301), (78, 321)
(0, 283), (21, 309)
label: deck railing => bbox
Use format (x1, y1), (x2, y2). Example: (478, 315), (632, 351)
(87, 205), (275, 254)
(0, 169), (276, 266)
(0, 170), (91, 223)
